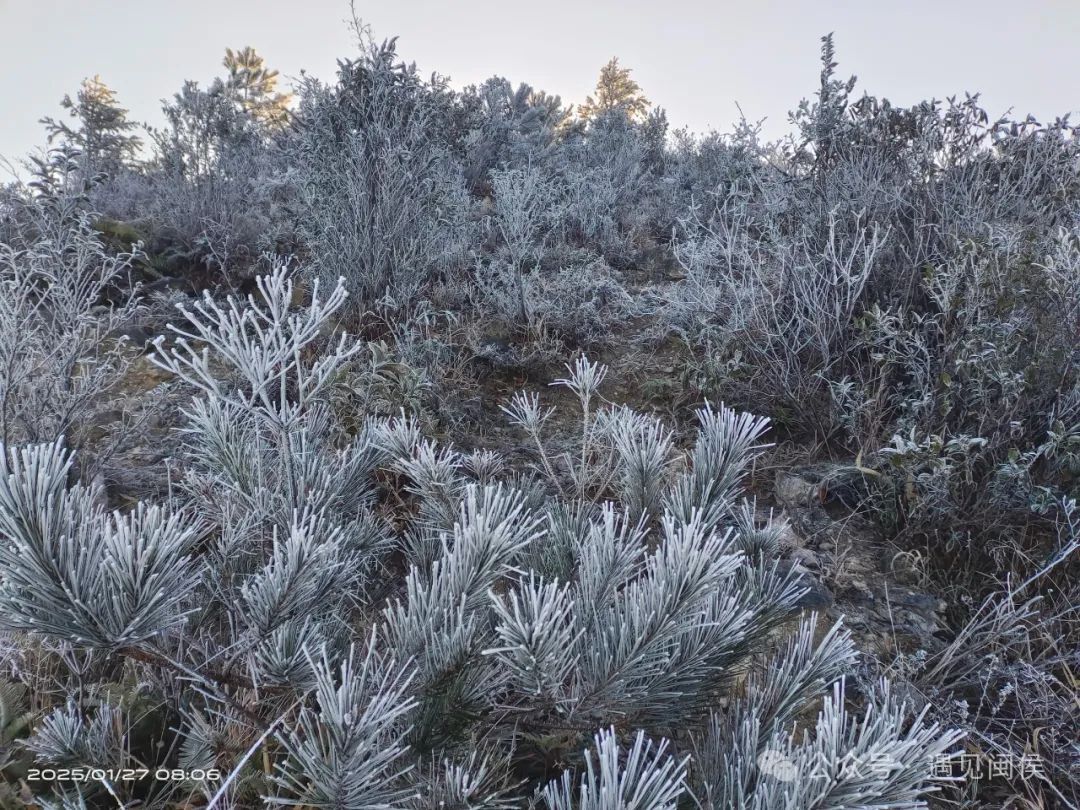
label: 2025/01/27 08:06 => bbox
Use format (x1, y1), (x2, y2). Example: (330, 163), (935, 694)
(27, 768), (222, 782)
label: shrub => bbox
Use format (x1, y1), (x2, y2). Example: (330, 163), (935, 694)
(0, 269), (959, 807)
(289, 36), (475, 312)
(0, 196), (144, 474)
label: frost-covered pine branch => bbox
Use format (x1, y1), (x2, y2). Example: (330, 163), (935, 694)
(152, 262), (364, 431)
(383, 483), (544, 747)
(269, 639), (416, 808)
(664, 401), (772, 534)
(0, 441), (199, 649)
(541, 727), (689, 810)
(694, 617), (962, 810)
(485, 573), (581, 702)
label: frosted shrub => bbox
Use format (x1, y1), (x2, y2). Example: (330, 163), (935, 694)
(484, 165), (561, 326)
(0, 203), (143, 471)
(0, 269), (958, 806)
(561, 110), (663, 261)
(134, 51), (294, 283)
(291, 37), (475, 311)
(476, 227), (633, 350)
(669, 183), (888, 436)
(458, 77), (570, 193)
(667, 36), (1079, 449)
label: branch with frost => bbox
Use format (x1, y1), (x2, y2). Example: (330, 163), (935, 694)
(0, 441), (199, 649)
(0, 212), (142, 456)
(269, 639), (416, 808)
(664, 402), (772, 534)
(540, 727), (689, 810)
(152, 263), (364, 430)
(383, 484), (544, 745)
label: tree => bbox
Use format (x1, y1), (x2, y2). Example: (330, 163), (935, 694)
(458, 77), (571, 192)
(150, 46), (290, 182)
(40, 75), (142, 176)
(578, 57), (651, 122)
(152, 80), (247, 181)
(143, 49), (290, 276)
(223, 46), (293, 130)
(291, 36), (473, 309)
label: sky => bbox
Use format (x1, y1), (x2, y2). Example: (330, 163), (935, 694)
(1, 0), (1077, 169)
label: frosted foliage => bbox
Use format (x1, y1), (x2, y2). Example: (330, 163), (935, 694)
(19, 27), (1076, 807)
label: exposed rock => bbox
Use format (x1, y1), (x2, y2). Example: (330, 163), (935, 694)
(774, 460), (951, 657)
(887, 588), (946, 615)
(774, 519), (802, 553)
(776, 462), (878, 508)
(777, 559), (834, 611)
(832, 578), (872, 607)
(775, 469), (823, 509)
(798, 580), (834, 610)
(789, 547), (822, 572)
(775, 462), (883, 549)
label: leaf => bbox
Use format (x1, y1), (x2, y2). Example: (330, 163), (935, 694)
(853, 451), (880, 477)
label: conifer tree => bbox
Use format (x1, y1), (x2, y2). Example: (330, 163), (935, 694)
(223, 46), (293, 130)
(579, 57), (651, 122)
(40, 75), (142, 176)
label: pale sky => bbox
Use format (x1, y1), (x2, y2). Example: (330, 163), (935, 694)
(1, 0), (1077, 167)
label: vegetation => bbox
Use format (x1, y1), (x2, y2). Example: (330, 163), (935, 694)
(0, 22), (1076, 810)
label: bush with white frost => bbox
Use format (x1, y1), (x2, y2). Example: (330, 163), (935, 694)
(0, 198), (144, 475)
(290, 35), (475, 312)
(3, 24), (1077, 807)
(0, 266), (961, 808)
